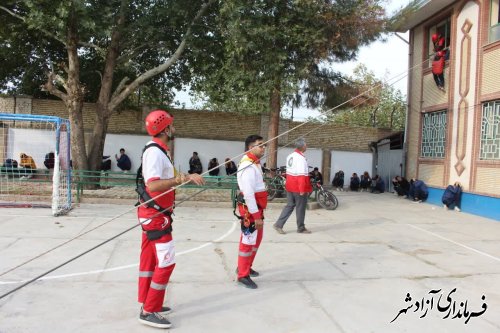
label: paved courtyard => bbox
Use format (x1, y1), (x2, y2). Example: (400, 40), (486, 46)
(0, 191), (499, 333)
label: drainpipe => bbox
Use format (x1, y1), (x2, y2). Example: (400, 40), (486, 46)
(402, 30), (412, 178)
(369, 141), (378, 178)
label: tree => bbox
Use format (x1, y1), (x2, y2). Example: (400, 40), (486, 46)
(322, 64), (406, 130)
(192, 0), (387, 169)
(0, 0), (216, 170)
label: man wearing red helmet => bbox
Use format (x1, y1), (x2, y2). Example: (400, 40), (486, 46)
(432, 50), (446, 91)
(137, 109), (204, 329)
(431, 33), (447, 91)
(431, 33), (445, 52)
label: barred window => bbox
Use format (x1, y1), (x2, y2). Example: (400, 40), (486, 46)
(421, 111), (447, 158)
(480, 101), (500, 160)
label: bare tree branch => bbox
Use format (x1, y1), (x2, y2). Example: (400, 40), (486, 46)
(116, 43), (150, 65)
(111, 76), (129, 99)
(95, 70), (103, 83)
(109, 0), (216, 110)
(41, 72), (67, 101)
(54, 74), (69, 91)
(0, 5), (67, 46)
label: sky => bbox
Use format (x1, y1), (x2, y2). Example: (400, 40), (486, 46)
(173, 0), (412, 121)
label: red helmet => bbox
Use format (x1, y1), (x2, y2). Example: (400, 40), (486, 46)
(145, 110), (174, 136)
(431, 33), (439, 42)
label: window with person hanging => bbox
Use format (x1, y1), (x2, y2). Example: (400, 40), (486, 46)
(421, 111), (447, 159)
(490, 0), (500, 43)
(428, 18), (451, 60)
(480, 101), (500, 160)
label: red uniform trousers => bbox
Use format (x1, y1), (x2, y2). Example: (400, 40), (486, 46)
(237, 191), (267, 279)
(138, 232), (175, 313)
(237, 227), (263, 278)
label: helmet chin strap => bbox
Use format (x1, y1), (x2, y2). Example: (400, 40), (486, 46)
(166, 127), (175, 140)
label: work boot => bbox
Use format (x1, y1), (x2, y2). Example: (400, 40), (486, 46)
(138, 312), (172, 329)
(236, 267), (259, 277)
(238, 276), (258, 289)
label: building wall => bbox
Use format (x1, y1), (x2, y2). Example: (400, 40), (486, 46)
(0, 97), (393, 175)
(407, 25), (425, 179)
(481, 47), (500, 95)
(449, 1), (480, 191)
(406, 0), (500, 213)
(0, 97), (392, 152)
(422, 69), (450, 109)
(330, 151), (373, 186)
(377, 140), (404, 192)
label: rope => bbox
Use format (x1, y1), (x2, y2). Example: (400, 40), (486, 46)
(0, 50), (434, 299)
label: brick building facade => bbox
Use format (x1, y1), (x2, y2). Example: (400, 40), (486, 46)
(398, 0), (500, 220)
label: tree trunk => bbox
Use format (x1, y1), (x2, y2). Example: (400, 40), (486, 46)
(88, 105), (111, 171)
(390, 105), (396, 129)
(87, 0), (126, 171)
(65, 10), (88, 171)
(371, 106), (379, 127)
(66, 99), (88, 170)
(266, 86), (280, 170)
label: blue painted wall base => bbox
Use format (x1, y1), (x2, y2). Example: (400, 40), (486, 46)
(426, 187), (500, 221)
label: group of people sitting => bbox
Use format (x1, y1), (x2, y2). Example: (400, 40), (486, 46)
(332, 169), (463, 211)
(1, 152), (56, 180)
(188, 152), (239, 176)
(336, 171), (384, 193)
(391, 176), (462, 211)
(392, 176), (429, 202)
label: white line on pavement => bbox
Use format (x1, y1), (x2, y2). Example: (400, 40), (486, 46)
(0, 220), (237, 285)
(408, 223), (500, 263)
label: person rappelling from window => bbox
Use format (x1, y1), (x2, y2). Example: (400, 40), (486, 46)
(431, 32), (450, 92)
(432, 50), (446, 92)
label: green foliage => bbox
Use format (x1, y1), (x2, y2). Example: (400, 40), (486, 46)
(0, 0), (215, 106)
(192, 0), (388, 116)
(386, 0), (422, 32)
(323, 64), (406, 130)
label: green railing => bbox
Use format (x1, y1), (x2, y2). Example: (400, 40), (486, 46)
(73, 170), (239, 203)
(0, 167), (55, 183)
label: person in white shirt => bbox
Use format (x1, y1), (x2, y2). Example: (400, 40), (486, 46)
(137, 110), (204, 329)
(273, 137), (313, 234)
(235, 135), (268, 289)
